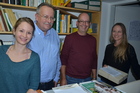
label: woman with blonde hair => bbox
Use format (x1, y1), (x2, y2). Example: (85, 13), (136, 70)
(102, 23), (140, 86)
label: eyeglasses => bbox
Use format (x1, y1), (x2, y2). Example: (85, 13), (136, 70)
(38, 13), (55, 21)
(78, 21), (90, 24)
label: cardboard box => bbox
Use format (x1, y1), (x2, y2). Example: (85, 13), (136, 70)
(98, 66), (128, 84)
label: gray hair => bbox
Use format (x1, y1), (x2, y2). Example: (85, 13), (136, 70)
(36, 2), (55, 14)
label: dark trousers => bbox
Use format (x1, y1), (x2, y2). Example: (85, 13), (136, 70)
(38, 80), (54, 91)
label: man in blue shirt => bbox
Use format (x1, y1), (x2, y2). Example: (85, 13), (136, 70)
(28, 3), (61, 91)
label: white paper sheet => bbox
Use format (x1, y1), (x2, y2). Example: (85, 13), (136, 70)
(52, 83), (87, 93)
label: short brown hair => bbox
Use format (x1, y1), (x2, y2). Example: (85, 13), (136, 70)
(13, 17), (35, 35)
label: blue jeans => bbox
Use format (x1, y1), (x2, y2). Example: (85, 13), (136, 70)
(66, 75), (92, 84)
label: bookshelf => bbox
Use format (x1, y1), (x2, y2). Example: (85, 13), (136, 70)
(0, 2), (101, 52)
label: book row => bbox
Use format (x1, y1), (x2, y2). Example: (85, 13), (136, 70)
(0, 0), (68, 7)
(53, 10), (71, 34)
(0, 6), (18, 32)
(71, 0), (101, 11)
(53, 10), (98, 34)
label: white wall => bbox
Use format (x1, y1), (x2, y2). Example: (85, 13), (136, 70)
(97, 1), (116, 80)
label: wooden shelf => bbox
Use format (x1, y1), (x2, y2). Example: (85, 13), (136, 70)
(58, 8), (78, 19)
(0, 31), (12, 34)
(0, 2), (101, 50)
(0, 3), (99, 19)
(0, 3), (100, 13)
(54, 6), (100, 13)
(0, 2), (101, 53)
(0, 31), (71, 35)
(58, 33), (70, 35)
(0, 2), (100, 34)
(0, 3), (36, 11)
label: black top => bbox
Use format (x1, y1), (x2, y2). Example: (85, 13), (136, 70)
(101, 43), (140, 86)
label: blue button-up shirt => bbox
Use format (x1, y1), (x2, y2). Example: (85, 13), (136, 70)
(28, 22), (61, 82)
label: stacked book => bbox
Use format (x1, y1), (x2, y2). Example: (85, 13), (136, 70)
(71, 0), (101, 11)
(71, 1), (89, 10)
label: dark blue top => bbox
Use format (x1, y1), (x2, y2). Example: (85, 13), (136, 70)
(0, 45), (40, 93)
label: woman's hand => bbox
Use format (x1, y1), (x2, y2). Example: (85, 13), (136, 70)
(103, 64), (108, 67)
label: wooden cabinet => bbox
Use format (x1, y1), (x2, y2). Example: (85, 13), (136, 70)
(0, 2), (101, 52)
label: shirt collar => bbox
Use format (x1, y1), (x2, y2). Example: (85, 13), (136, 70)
(34, 21), (51, 36)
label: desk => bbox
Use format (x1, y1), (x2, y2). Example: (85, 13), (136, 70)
(115, 80), (140, 93)
(37, 80), (140, 93)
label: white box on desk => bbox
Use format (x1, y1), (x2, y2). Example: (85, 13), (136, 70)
(98, 66), (128, 84)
